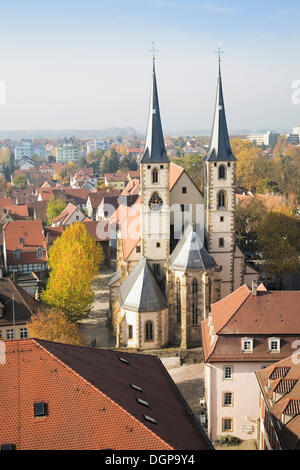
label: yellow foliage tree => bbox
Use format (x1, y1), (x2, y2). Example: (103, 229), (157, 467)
(41, 222), (105, 322)
(230, 138), (263, 189)
(27, 308), (87, 346)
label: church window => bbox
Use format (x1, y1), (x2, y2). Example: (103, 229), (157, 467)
(192, 279), (198, 325)
(218, 165), (226, 179)
(220, 216), (224, 222)
(176, 279), (181, 324)
(227, 162), (231, 167)
(156, 242), (160, 248)
(214, 163), (217, 167)
(145, 321), (154, 341)
(160, 165), (164, 169)
(128, 325), (133, 340)
(152, 168), (158, 184)
(219, 238), (224, 248)
(136, 246), (141, 253)
(182, 187), (187, 194)
(217, 191), (226, 210)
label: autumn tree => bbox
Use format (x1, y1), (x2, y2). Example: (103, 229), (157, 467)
(41, 222), (105, 322)
(100, 148), (120, 174)
(47, 196), (67, 224)
(235, 198), (266, 254)
(230, 138), (263, 190)
(257, 212), (300, 286)
(0, 147), (10, 165)
(27, 308), (87, 346)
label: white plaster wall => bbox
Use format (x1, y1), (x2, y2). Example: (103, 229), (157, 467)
(207, 361), (270, 442)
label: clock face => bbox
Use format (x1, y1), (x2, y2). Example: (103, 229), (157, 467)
(148, 192), (163, 211)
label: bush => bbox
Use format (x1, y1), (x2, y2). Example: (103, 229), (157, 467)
(217, 435), (241, 447)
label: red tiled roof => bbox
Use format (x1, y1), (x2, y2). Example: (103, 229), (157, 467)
(121, 198), (141, 260)
(52, 203), (79, 225)
(121, 178), (140, 196)
(3, 220), (47, 266)
(0, 339), (213, 450)
(105, 172), (128, 183)
(202, 284), (300, 362)
(256, 355), (300, 450)
(169, 162), (185, 190)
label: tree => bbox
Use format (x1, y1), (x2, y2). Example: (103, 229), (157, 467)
(0, 147), (10, 165)
(41, 222), (105, 322)
(13, 174), (28, 189)
(171, 153), (204, 191)
(257, 212), (300, 286)
(47, 196), (67, 224)
(100, 148), (120, 174)
(273, 135), (288, 157)
(235, 198), (266, 254)
(230, 138), (263, 190)
(27, 308), (87, 346)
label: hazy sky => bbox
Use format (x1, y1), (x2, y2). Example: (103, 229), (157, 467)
(0, 0), (300, 133)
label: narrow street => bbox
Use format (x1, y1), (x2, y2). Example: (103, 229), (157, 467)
(78, 265), (115, 348)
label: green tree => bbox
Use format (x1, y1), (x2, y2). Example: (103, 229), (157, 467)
(47, 196), (67, 224)
(41, 222), (105, 322)
(13, 174), (28, 189)
(171, 153), (204, 191)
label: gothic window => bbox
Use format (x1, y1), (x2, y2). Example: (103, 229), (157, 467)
(217, 191), (226, 210)
(148, 192), (163, 211)
(37, 247), (43, 258)
(192, 279), (198, 325)
(176, 279), (181, 324)
(145, 321), (154, 341)
(218, 164), (226, 179)
(152, 168), (158, 184)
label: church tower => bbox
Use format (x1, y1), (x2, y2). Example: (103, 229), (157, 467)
(204, 56), (236, 299)
(140, 58), (170, 284)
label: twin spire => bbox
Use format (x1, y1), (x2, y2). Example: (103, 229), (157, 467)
(205, 60), (236, 162)
(141, 45), (236, 164)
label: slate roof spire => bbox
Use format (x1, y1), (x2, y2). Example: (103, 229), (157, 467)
(205, 54), (236, 162)
(140, 54), (169, 164)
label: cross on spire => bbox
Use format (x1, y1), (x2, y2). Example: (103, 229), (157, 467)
(150, 41), (158, 61)
(215, 42), (224, 62)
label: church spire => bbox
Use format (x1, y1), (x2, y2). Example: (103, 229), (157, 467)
(140, 49), (169, 164)
(205, 49), (236, 162)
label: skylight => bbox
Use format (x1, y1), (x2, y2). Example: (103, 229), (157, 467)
(119, 357), (129, 365)
(143, 415), (157, 424)
(131, 384), (143, 392)
(137, 398), (149, 407)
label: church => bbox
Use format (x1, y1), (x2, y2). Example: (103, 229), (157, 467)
(108, 55), (258, 350)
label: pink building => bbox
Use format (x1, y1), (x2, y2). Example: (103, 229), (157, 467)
(201, 282), (300, 443)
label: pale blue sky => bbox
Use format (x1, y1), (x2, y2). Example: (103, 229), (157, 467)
(0, 0), (300, 133)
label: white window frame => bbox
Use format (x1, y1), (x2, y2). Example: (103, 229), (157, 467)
(223, 365), (233, 380)
(242, 337), (253, 353)
(269, 337), (280, 353)
(6, 329), (15, 340)
(20, 328), (28, 339)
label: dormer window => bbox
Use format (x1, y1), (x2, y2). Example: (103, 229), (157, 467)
(13, 249), (20, 261)
(269, 337), (280, 353)
(242, 337), (253, 353)
(37, 247), (43, 259)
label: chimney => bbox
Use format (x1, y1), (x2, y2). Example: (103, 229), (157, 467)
(252, 280), (258, 296)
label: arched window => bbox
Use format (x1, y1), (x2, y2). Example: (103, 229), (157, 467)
(152, 168), (158, 184)
(217, 191), (226, 210)
(192, 279), (198, 325)
(176, 279), (181, 324)
(145, 321), (154, 341)
(37, 247), (43, 259)
(13, 249), (20, 261)
(218, 165), (226, 179)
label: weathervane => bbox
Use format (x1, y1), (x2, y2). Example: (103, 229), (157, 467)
(150, 41), (158, 61)
(215, 42), (224, 62)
